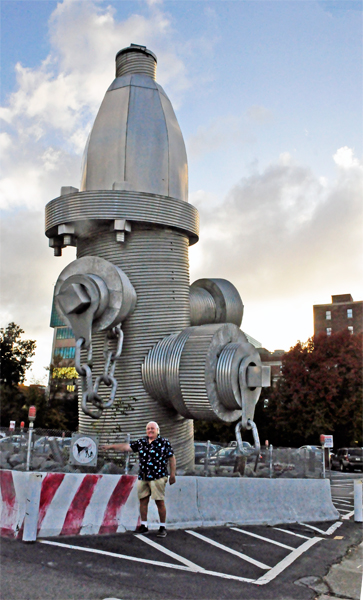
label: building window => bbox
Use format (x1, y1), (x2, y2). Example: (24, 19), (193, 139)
(348, 326), (354, 334)
(56, 327), (74, 340)
(325, 311), (331, 320)
(54, 346), (76, 359)
(347, 308), (353, 319)
(326, 328), (332, 336)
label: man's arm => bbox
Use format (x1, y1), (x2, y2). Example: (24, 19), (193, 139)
(100, 443), (131, 452)
(169, 455), (176, 485)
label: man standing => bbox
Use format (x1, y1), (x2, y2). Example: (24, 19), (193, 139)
(101, 421), (176, 537)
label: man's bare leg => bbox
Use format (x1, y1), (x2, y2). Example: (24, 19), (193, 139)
(155, 499), (166, 523)
(140, 496), (150, 521)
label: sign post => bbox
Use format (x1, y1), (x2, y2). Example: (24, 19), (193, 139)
(320, 434), (333, 476)
(26, 406), (36, 472)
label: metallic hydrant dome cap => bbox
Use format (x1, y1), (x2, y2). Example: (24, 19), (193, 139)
(115, 44), (157, 79)
(80, 44), (188, 201)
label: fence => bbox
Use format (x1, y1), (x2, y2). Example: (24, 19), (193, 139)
(193, 443), (325, 479)
(0, 429), (328, 479)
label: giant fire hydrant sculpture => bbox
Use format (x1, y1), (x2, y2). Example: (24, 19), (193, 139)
(45, 44), (270, 469)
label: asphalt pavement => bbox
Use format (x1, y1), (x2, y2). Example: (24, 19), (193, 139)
(0, 471), (362, 600)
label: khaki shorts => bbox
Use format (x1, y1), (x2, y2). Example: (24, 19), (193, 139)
(137, 476), (168, 501)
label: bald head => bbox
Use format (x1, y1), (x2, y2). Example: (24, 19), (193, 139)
(146, 421), (159, 441)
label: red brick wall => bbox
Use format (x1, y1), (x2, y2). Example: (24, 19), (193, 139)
(313, 301), (362, 336)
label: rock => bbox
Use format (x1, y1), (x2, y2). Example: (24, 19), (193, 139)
(0, 451), (11, 469)
(31, 456), (47, 470)
(41, 460), (61, 472)
(8, 452), (26, 467)
(13, 463), (27, 471)
(98, 462), (124, 474)
(256, 467), (270, 478)
(282, 470), (298, 478)
(243, 466), (257, 477)
(62, 464), (81, 473)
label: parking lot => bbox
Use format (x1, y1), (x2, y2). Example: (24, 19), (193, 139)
(1, 473), (361, 600)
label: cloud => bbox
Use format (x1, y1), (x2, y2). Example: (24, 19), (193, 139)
(318, 1), (362, 15)
(333, 146), (360, 169)
(187, 105), (273, 160)
(246, 105), (273, 124)
(0, 210), (77, 383)
(190, 147), (363, 302)
(187, 115), (255, 159)
(0, 0), (201, 381)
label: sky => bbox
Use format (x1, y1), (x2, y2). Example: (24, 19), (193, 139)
(0, 0), (362, 384)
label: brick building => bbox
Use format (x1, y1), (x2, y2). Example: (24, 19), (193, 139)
(257, 348), (284, 386)
(313, 294), (363, 337)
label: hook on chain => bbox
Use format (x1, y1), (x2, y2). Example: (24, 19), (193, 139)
(235, 418), (261, 472)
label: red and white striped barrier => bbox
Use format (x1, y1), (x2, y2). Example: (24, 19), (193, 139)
(0, 470), (138, 539)
(1, 470), (340, 541)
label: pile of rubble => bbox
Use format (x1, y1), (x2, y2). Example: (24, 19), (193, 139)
(0, 439), (134, 475)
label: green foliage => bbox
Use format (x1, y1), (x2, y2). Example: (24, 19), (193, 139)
(48, 357), (78, 431)
(22, 384), (69, 430)
(0, 322), (36, 387)
(0, 384), (28, 426)
(0, 383), (69, 430)
(260, 331), (362, 448)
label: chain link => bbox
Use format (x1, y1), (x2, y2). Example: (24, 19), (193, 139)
(75, 325), (124, 419)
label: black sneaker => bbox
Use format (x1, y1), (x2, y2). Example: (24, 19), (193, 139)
(135, 524), (149, 534)
(157, 526), (167, 538)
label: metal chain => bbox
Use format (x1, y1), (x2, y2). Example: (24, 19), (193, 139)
(75, 326), (124, 419)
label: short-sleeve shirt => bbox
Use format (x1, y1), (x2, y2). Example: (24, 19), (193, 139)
(130, 435), (174, 481)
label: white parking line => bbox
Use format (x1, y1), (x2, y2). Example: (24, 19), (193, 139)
(38, 539), (256, 584)
(255, 537), (321, 585)
(332, 495), (352, 499)
(333, 499), (353, 505)
(298, 521), (343, 536)
(186, 530), (271, 570)
(230, 527), (294, 550)
(39, 529), (322, 587)
(40, 540), (192, 572)
(135, 534), (203, 571)
(337, 508), (354, 513)
(273, 527), (310, 540)
(331, 483), (354, 487)
(342, 510), (355, 520)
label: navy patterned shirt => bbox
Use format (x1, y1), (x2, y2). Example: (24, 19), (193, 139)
(130, 435), (174, 481)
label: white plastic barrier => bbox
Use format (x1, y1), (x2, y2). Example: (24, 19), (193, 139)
(0, 470), (339, 540)
(0, 471), (138, 539)
(354, 480), (362, 522)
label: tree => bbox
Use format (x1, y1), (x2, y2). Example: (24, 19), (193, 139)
(0, 323), (73, 430)
(260, 331), (362, 448)
(0, 322), (36, 387)
(22, 384), (69, 430)
(48, 356), (79, 431)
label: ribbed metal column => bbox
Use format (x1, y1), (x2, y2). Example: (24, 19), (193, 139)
(116, 45), (157, 79)
(77, 225), (194, 469)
